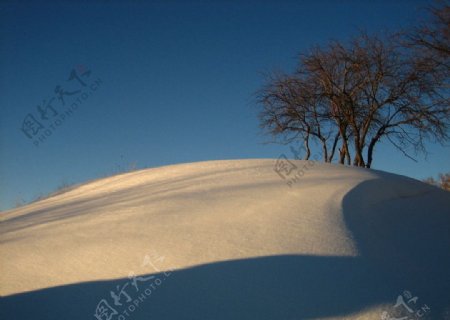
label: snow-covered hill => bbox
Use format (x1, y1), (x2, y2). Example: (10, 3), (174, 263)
(1, 159), (449, 319)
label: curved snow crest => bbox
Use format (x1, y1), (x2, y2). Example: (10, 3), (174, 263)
(0, 159), (449, 319)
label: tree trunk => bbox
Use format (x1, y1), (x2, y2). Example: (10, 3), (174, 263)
(321, 138), (328, 162)
(339, 140), (351, 165)
(366, 131), (383, 168)
(339, 148), (345, 164)
(345, 145), (351, 165)
(352, 128), (366, 167)
(366, 126), (386, 168)
(338, 124), (349, 165)
(353, 148), (366, 167)
(304, 131), (311, 160)
(328, 133), (340, 162)
(366, 139), (376, 169)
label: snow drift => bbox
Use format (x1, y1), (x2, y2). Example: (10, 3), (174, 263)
(0, 159), (449, 319)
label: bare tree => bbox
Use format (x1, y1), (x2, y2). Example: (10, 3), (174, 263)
(257, 31), (450, 168)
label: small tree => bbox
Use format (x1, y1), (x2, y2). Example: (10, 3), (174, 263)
(423, 172), (450, 191)
(438, 172), (450, 190)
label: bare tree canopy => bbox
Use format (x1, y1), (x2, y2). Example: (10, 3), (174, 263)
(258, 4), (450, 168)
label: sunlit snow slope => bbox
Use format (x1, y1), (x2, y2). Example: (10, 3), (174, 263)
(1, 159), (449, 320)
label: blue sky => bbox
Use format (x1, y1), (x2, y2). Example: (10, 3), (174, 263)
(0, 0), (448, 210)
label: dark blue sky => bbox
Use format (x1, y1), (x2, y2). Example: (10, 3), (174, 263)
(1, 0), (448, 210)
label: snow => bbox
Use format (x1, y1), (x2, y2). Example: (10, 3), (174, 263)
(0, 159), (449, 319)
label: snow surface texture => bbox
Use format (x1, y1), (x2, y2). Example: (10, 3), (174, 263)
(0, 159), (449, 320)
